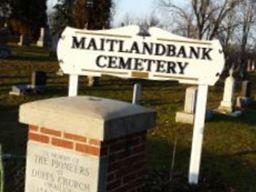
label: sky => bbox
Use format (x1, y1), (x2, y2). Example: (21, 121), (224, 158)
(113, 0), (155, 26)
(47, 0), (156, 26)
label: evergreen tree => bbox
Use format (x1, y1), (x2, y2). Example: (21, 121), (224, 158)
(8, 0), (48, 40)
(52, 0), (113, 35)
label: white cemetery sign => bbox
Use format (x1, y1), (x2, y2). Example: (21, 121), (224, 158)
(57, 25), (225, 184)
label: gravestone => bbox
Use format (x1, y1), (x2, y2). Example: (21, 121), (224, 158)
(31, 71), (47, 91)
(247, 60), (251, 72)
(36, 28), (45, 47)
(9, 71), (47, 96)
(216, 68), (241, 116)
(252, 61), (255, 71)
(0, 25), (11, 59)
(236, 80), (253, 108)
(132, 83), (142, 105)
(87, 76), (100, 87)
(17, 35), (23, 46)
(218, 68), (235, 113)
(18, 34), (30, 47)
(176, 86), (198, 124)
(241, 80), (251, 98)
(51, 34), (59, 53)
(0, 44), (11, 59)
(19, 96), (156, 192)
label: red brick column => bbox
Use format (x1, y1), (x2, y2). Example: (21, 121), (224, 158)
(28, 124), (146, 192)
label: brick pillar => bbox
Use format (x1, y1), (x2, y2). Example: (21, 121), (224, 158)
(19, 96), (156, 192)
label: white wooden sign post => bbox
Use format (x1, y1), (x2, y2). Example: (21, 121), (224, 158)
(57, 25), (225, 184)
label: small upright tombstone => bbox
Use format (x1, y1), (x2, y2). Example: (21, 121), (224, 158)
(176, 86), (198, 124)
(87, 76), (100, 87)
(31, 71), (47, 92)
(251, 61), (255, 71)
(216, 67), (241, 116)
(132, 83), (142, 105)
(36, 27), (45, 47)
(218, 68), (235, 113)
(247, 60), (251, 72)
(18, 34), (30, 47)
(236, 80), (253, 108)
(17, 35), (23, 46)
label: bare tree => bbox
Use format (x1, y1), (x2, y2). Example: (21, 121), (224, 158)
(118, 13), (160, 28)
(219, 10), (238, 50)
(159, 0), (241, 40)
(158, 0), (196, 37)
(239, 0), (256, 69)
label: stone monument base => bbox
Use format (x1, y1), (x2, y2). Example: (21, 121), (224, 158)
(175, 112), (194, 124)
(176, 110), (214, 124)
(213, 108), (242, 117)
(36, 41), (43, 47)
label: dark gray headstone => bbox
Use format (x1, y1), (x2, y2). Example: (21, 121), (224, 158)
(87, 76), (100, 87)
(31, 71), (47, 90)
(241, 80), (251, 98)
(0, 26), (11, 58)
(0, 45), (11, 59)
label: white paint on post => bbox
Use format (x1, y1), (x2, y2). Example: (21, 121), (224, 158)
(189, 84), (208, 184)
(132, 83), (141, 104)
(68, 75), (79, 97)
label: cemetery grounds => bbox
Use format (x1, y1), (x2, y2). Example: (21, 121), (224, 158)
(1, 45), (256, 191)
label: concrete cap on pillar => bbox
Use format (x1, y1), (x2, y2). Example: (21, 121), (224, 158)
(19, 96), (156, 141)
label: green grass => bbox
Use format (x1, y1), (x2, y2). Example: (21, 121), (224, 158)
(1, 45), (256, 191)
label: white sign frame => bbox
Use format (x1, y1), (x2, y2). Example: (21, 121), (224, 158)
(57, 25), (225, 184)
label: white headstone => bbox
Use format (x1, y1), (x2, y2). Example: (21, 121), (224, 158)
(184, 87), (198, 113)
(176, 86), (198, 124)
(218, 68), (235, 113)
(247, 60), (252, 72)
(18, 35), (23, 46)
(252, 61), (255, 71)
(37, 28), (45, 47)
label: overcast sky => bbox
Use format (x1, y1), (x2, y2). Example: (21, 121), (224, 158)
(113, 0), (155, 26)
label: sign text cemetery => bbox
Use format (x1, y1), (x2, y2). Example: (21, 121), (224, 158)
(58, 25), (224, 86)
(57, 25), (225, 184)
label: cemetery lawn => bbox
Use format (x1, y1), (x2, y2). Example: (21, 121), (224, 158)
(1, 45), (256, 192)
